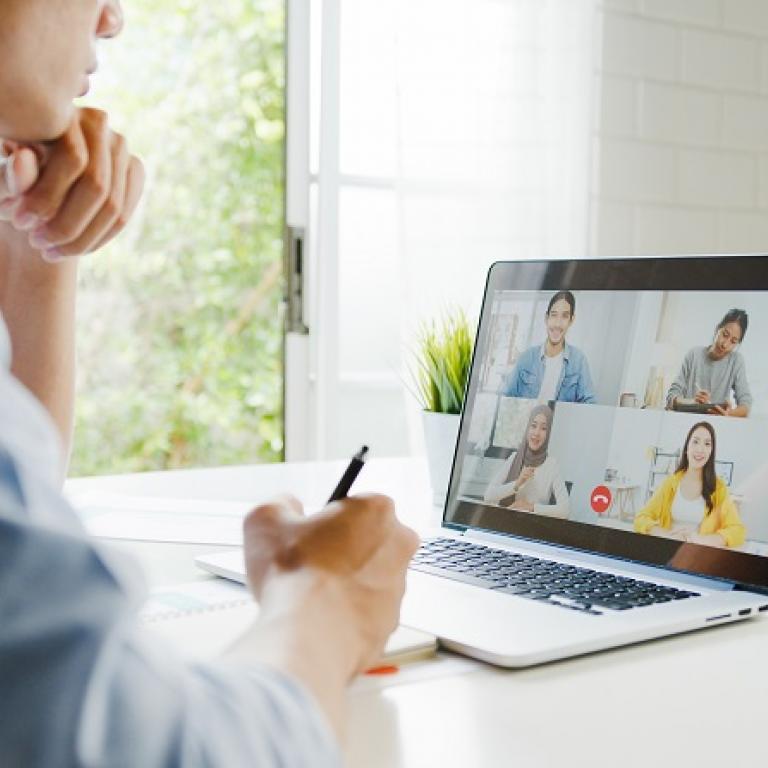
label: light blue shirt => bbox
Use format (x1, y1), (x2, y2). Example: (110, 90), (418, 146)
(502, 342), (597, 404)
(0, 314), (340, 767)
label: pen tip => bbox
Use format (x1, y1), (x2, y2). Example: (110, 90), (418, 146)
(358, 445), (369, 460)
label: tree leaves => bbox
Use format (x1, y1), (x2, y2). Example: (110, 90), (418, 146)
(72, 0), (285, 475)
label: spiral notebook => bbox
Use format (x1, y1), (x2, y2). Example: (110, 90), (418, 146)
(141, 579), (438, 665)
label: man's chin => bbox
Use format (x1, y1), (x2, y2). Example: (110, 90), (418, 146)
(4, 103), (74, 145)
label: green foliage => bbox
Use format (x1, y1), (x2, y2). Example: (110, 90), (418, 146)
(412, 310), (473, 414)
(71, 0), (285, 475)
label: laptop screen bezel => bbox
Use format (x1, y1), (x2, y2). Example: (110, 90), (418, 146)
(443, 254), (768, 592)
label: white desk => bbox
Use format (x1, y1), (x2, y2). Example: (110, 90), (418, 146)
(66, 458), (768, 768)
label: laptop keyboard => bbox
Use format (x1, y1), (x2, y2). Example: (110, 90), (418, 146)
(410, 538), (700, 615)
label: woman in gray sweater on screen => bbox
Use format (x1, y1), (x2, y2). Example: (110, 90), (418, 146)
(667, 308), (752, 418)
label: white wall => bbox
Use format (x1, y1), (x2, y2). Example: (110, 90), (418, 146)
(592, 0), (768, 256)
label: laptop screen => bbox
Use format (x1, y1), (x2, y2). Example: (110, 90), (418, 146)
(445, 256), (768, 591)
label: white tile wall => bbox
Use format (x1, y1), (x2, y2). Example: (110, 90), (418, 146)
(723, 94), (768, 150)
(719, 209), (768, 251)
(723, 0), (768, 36)
(600, 75), (638, 136)
(640, 82), (721, 146)
(760, 154), (768, 207)
(642, 0), (720, 28)
(681, 29), (760, 92)
(599, 139), (676, 202)
(593, 0), (768, 256)
(593, 200), (634, 254)
(604, 0), (638, 12)
(634, 205), (718, 253)
(602, 14), (678, 80)
(678, 148), (756, 207)
(762, 45), (768, 92)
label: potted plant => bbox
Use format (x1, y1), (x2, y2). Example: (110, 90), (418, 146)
(411, 310), (473, 506)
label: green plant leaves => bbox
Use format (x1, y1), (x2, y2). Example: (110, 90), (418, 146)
(413, 310), (473, 414)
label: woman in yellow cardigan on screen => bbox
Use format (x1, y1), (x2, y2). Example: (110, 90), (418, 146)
(634, 421), (746, 548)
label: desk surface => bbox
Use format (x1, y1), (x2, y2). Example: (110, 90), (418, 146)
(66, 458), (768, 768)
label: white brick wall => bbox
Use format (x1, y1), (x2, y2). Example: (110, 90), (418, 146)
(592, 0), (768, 256)
(723, 0), (768, 36)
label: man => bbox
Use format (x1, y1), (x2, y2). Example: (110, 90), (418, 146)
(502, 290), (597, 405)
(0, 2), (418, 765)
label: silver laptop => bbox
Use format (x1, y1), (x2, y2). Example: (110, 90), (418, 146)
(199, 255), (768, 667)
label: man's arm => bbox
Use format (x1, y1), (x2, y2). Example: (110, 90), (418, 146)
(0, 109), (144, 475)
(0, 431), (417, 765)
(0, 224), (78, 467)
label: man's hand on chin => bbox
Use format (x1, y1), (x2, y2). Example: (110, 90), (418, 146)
(0, 106), (144, 264)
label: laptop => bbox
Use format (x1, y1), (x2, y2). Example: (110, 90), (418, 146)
(198, 255), (768, 667)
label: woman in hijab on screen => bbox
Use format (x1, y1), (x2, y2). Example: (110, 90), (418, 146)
(483, 403), (570, 518)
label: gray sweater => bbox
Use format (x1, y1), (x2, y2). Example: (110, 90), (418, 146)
(666, 346), (752, 409)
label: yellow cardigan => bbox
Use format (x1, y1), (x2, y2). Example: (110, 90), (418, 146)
(634, 471), (746, 548)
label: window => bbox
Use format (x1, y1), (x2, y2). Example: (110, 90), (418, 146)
(72, 0), (285, 475)
(301, 0), (599, 459)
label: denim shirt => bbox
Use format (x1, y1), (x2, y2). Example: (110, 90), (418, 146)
(0, 313), (340, 768)
(502, 342), (597, 404)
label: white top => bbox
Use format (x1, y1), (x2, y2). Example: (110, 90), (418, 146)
(671, 490), (706, 527)
(484, 454), (570, 518)
(0, 313), (340, 767)
(539, 351), (563, 402)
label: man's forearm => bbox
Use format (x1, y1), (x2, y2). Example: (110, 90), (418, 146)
(0, 222), (77, 475)
(225, 570), (363, 741)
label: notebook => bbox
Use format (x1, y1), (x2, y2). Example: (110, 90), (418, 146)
(141, 579), (437, 666)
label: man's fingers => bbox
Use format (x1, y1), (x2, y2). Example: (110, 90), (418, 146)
(29, 114), (113, 249)
(40, 132), (129, 257)
(12, 118), (89, 230)
(246, 494), (305, 529)
(87, 154), (144, 252)
(0, 149), (40, 212)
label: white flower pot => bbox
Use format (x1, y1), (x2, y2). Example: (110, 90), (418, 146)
(422, 411), (461, 507)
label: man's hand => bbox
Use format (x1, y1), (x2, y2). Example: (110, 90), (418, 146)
(243, 493), (419, 675)
(0, 107), (144, 262)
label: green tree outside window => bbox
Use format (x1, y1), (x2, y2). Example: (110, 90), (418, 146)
(72, 0), (285, 475)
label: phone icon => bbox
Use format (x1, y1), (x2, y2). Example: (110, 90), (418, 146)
(590, 485), (613, 515)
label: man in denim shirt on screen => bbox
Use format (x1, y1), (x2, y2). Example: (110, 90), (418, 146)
(503, 290), (597, 404)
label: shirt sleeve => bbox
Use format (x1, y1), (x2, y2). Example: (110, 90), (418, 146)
(574, 350), (597, 404)
(0, 449), (340, 768)
(666, 349), (694, 407)
(502, 361), (523, 397)
(731, 354), (753, 408)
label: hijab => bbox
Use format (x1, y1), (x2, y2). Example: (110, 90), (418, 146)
(504, 404), (552, 485)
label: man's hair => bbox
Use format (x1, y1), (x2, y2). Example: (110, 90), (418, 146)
(546, 290), (575, 317)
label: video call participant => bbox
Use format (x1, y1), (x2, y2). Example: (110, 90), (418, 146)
(484, 404), (570, 518)
(634, 422), (745, 548)
(502, 290), (596, 404)
(666, 309), (752, 418)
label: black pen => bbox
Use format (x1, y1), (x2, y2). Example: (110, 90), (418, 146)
(327, 445), (369, 503)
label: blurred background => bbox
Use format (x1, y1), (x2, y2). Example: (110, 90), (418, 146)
(72, 0), (768, 475)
